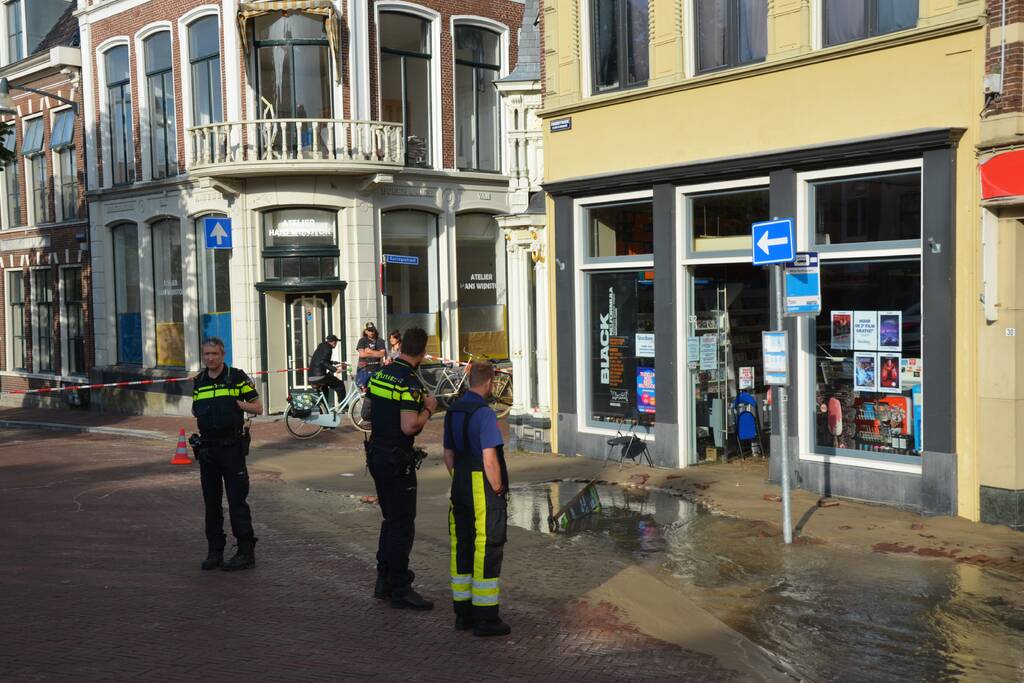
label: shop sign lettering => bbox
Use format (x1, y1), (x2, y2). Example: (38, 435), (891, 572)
(460, 273), (496, 291)
(270, 218), (334, 238)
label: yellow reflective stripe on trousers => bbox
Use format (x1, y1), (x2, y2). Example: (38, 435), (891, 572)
(472, 471), (487, 582)
(471, 580), (499, 606)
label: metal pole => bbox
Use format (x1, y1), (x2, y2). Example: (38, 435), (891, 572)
(774, 264), (793, 544)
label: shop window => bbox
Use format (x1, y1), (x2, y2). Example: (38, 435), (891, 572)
(813, 259), (922, 461)
(586, 269), (655, 427)
(695, 0), (767, 73)
(379, 12), (432, 167)
(812, 170), (920, 246)
(255, 11), (332, 154)
(62, 268), (86, 376)
(8, 269), (26, 370)
(196, 216), (232, 365)
(189, 16), (223, 126)
(7, 0), (23, 62)
(455, 26), (500, 172)
(381, 210), (441, 355)
(261, 208), (339, 284)
(2, 129), (20, 228)
(586, 199), (653, 259)
(823, 0), (917, 47)
(456, 213), (507, 360)
(23, 118), (49, 225)
(152, 219), (185, 367)
(112, 223), (142, 364)
(690, 186), (769, 252)
(50, 110), (78, 220)
(105, 45), (135, 185)
(591, 0), (649, 93)
(144, 31), (177, 179)
(32, 269), (54, 373)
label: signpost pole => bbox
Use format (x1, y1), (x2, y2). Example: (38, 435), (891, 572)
(774, 264), (793, 545)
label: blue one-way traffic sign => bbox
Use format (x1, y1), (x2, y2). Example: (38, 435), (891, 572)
(751, 218), (796, 265)
(204, 217), (232, 249)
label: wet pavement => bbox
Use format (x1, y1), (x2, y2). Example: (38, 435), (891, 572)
(509, 482), (1024, 683)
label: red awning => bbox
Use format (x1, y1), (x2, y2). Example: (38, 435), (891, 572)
(980, 149), (1024, 200)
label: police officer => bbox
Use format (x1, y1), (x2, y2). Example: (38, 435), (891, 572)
(443, 360), (511, 637)
(192, 337), (263, 572)
(308, 333), (344, 404)
(366, 327), (437, 610)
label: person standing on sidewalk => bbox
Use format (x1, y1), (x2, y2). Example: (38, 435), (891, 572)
(443, 360), (511, 637)
(355, 322), (387, 388)
(365, 327), (438, 610)
(191, 337), (263, 572)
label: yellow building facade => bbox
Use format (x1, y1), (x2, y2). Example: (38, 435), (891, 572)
(540, 0), (990, 520)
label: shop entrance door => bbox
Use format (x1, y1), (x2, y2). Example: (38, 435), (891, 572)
(686, 264), (771, 464)
(286, 294), (331, 390)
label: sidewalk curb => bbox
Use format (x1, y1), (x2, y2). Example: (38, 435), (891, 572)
(0, 419), (169, 441)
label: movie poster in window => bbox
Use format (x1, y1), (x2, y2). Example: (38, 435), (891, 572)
(878, 353), (901, 393)
(877, 311), (902, 352)
(853, 352), (877, 392)
(830, 310), (852, 350)
(590, 272), (637, 420)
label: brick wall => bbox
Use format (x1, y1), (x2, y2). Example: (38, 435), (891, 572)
(985, 0), (1024, 117)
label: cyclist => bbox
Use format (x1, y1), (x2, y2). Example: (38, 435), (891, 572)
(309, 334), (345, 404)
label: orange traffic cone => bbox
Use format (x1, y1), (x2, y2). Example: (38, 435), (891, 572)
(171, 428), (192, 465)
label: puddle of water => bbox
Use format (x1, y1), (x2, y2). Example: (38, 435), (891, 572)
(508, 482), (1024, 683)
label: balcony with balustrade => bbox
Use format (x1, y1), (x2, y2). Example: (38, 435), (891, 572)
(185, 118), (405, 178)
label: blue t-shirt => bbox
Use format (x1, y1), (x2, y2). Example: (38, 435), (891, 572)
(444, 392), (503, 457)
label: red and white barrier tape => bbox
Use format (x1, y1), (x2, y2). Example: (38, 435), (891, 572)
(2, 366), (311, 397)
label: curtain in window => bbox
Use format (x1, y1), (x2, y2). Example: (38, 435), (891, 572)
(594, 0), (620, 90)
(876, 0), (918, 34)
(738, 0), (767, 64)
(625, 0), (649, 85)
(825, 0), (867, 46)
(697, 0), (727, 72)
(237, 0), (340, 79)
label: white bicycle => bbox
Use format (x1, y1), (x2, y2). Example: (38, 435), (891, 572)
(285, 379), (370, 439)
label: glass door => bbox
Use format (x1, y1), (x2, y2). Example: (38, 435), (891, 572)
(286, 294), (330, 389)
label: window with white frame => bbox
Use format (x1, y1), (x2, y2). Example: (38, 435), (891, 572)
(189, 16), (223, 126)
(144, 31), (177, 179)
(578, 196), (655, 430)
(590, 0), (649, 94)
(32, 268), (55, 373)
(22, 117), (48, 224)
(379, 12), (432, 167)
(8, 269), (27, 370)
(62, 267), (85, 375)
(823, 0), (918, 47)
(50, 109), (77, 220)
(106, 46), (135, 185)
(152, 218), (185, 367)
(112, 222), (142, 364)
(6, 0), (23, 62)
(695, 0), (767, 73)
(455, 26), (500, 172)
(2, 128), (20, 228)
(195, 215), (232, 364)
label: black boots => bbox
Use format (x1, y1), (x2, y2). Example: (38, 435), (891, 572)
(200, 549), (223, 571)
(389, 587), (434, 610)
(373, 576), (391, 600)
(454, 602), (473, 630)
(473, 618), (512, 637)
(221, 538), (257, 571)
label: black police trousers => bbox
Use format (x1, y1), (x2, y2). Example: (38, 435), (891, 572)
(199, 442), (254, 551)
(367, 447), (417, 593)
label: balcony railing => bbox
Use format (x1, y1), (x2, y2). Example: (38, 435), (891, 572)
(186, 118), (405, 176)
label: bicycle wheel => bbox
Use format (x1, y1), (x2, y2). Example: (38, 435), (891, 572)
(434, 376), (459, 410)
(285, 405), (324, 439)
(489, 373), (513, 418)
(349, 395), (372, 433)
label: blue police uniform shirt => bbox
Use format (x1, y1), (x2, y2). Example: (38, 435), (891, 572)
(444, 392), (503, 456)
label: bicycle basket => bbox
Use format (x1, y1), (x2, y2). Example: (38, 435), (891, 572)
(289, 390), (319, 417)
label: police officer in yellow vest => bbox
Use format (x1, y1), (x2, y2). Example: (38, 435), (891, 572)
(191, 337), (263, 572)
(443, 360), (511, 637)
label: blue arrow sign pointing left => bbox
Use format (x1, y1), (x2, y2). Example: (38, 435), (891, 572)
(204, 217), (232, 250)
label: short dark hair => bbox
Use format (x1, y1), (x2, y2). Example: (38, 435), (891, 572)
(400, 327), (428, 356)
(468, 360), (494, 388)
(202, 337), (226, 352)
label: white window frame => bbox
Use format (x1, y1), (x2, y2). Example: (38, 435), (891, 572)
(374, 2), (443, 170)
(22, 114), (47, 227)
(0, 118), (19, 230)
(96, 36), (133, 189)
(4, 267), (27, 372)
(49, 105), (77, 223)
(178, 6), (222, 137)
(573, 189), (656, 438)
(449, 16), (510, 174)
(4, 0), (26, 65)
(59, 264), (86, 377)
(795, 158), (924, 475)
(135, 21), (177, 183)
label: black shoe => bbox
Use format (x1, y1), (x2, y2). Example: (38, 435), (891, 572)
(200, 550), (223, 571)
(473, 619), (511, 637)
(373, 577), (391, 600)
(389, 588), (434, 611)
(454, 614), (475, 631)
(221, 538), (256, 572)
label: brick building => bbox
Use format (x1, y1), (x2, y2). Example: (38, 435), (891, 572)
(75, 0), (527, 415)
(0, 1), (91, 406)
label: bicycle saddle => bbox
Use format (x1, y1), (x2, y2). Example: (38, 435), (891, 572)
(607, 435), (632, 446)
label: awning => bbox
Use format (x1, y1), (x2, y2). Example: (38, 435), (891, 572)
(238, 0), (340, 80)
(980, 149), (1024, 200)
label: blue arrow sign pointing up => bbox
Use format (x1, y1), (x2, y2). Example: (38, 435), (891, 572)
(204, 217), (233, 250)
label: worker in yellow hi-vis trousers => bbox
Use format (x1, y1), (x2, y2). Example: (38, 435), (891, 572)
(443, 360), (511, 637)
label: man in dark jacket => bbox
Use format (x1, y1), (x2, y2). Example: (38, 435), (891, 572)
(309, 334), (345, 403)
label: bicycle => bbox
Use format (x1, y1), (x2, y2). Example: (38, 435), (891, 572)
(416, 352), (514, 418)
(284, 378), (370, 439)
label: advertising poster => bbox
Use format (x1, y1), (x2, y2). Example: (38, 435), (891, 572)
(900, 357), (922, 388)
(699, 334), (718, 370)
(635, 333), (656, 359)
(878, 353), (901, 393)
(830, 310), (852, 350)
(590, 272), (637, 419)
(853, 311), (878, 350)
(854, 352), (878, 392)
(637, 367), (656, 414)
(739, 366), (754, 390)
(877, 311), (902, 352)
(762, 331), (789, 386)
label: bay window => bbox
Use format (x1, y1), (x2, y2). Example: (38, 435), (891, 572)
(455, 26), (500, 172)
(379, 12), (432, 167)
